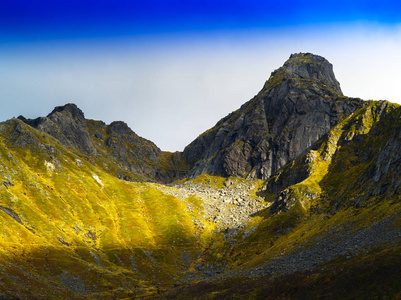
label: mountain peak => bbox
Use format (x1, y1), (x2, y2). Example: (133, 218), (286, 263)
(267, 52), (342, 95)
(184, 53), (362, 179)
(47, 103), (85, 122)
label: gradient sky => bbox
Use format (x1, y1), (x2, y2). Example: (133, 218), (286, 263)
(1, 1), (401, 151)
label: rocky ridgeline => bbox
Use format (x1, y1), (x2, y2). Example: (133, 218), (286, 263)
(16, 53), (364, 185)
(153, 179), (269, 235)
(183, 53), (364, 180)
(18, 103), (190, 183)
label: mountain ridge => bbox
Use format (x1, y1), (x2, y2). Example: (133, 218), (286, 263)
(1, 53), (401, 299)
(18, 103), (190, 183)
(16, 53), (364, 184)
(183, 53), (364, 179)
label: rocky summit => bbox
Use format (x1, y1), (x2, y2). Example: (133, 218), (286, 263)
(1, 53), (401, 299)
(183, 53), (363, 179)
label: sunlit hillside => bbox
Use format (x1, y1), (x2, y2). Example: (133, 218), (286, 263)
(0, 118), (207, 298)
(2, 54), (401, 299)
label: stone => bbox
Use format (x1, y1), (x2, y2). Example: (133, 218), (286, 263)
(19, 103), (96, 155)
(183, 53), (364, 180)
(18, 104), (190, 183)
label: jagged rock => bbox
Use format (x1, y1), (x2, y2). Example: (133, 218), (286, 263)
(278, 52), (342, 95)
(5, 119), (41, 149)
(0, 205), (23, 225)
(18, 105), (190, 183)
(12, 53), (365, 185)
(183, 53), (364, 179)
(266, 100), (401, 214)
(265, 149), (317, 194)
(19, 103), (96, 154)
(270, 189), (296, 213)
(104, 120), (162, 178)
(2, 181), (14, 188)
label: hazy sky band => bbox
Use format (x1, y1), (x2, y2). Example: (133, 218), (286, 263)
(2, 0), (401, 42)
(1, 1), (401, 151)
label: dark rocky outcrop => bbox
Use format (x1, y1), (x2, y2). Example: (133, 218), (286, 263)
(19, 103), (96, 155)
(86, 119), (190, 182)
(263, 100), (401, 214)
(16, 104), (189, 182)
(183, 53), (364, 179)
(94, 120), (163, 180)
(18, 104), (190, 183)
(14, 53), (368, 184)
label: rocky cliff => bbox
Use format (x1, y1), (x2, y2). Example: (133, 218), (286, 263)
(19, 103), (96, 155)
(183, 53), (364, 179)
(1, 53), (401, 299)
(19, 104), (190, 183)
(17, 54), (365, 184)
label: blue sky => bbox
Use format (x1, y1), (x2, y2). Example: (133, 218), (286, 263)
(1, 0), (401, 41)
(1, 1), (401, 150)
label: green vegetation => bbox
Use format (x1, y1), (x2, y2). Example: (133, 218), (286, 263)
(159, 100), (401, 299)
(0, 120), (207, 298)
(1, 99), (401, 299)
(162, 244), (401, 300)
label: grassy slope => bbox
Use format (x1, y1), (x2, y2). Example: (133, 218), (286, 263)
(161, 100), (401, 299)
(0, 119), (212, 299)
(86, 119), (191, 183)
(1, 100), (401, 299)
(164, 245), (401, 300)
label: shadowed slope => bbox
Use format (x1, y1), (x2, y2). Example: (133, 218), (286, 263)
(2, 54), (401, 299)
(159, 100), (401, 299)
(0, 119), (205, 298)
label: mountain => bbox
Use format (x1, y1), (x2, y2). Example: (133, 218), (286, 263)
(18, 103), (190, 183)
(183, 53), (363, 179)
(0, 53), (401, 299)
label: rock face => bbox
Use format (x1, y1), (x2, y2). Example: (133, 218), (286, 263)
(19, 103), (96, 155)
(90, 119), (163, 180)
(18, 104), (190, 183)
(105, 120), (161, 173)
(261, 99), (401, 214)
(15, 53), (365, 183)
(88, 119), (189, 182)
(183, 53), (364, 179)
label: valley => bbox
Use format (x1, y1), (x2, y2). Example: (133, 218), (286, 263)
(1, 53), (401, 299)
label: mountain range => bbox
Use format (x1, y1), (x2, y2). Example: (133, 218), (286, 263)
(1, 53), (401, 299)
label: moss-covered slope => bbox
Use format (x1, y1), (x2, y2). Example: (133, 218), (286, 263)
(160, 100), (401, 299)
(0, 119), (208, 298)
(19, 104), (190, 183)
(2, 54), (401, 299)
